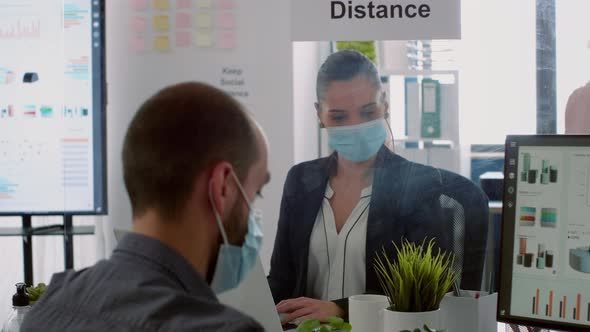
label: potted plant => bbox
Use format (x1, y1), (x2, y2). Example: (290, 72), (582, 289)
(374, 238), (458, 332)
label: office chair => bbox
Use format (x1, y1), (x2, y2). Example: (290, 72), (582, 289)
(437, 168), (490, 291)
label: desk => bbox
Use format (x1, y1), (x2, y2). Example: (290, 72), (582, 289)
(285, 322), (541, 332)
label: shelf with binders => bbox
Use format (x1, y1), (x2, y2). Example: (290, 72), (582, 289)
(383, 70), (461, 174)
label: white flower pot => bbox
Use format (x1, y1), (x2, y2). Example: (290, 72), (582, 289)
(382, 308), (441, 332)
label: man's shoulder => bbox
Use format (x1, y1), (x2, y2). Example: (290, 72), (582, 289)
(23, 267), (265, 332)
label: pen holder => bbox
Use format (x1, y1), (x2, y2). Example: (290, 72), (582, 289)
(439, 290), (498, 332)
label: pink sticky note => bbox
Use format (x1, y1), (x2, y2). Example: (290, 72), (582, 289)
(176, 13), (192, 29)
(131, 0), (149, 10)
(176, 0), (191, 9)
(132, 17), (148, 33)
(217, 12), (235, 29)
(217, 0), (235, 10)
(218, 31), (234, 49)
(176, 31), (192, 47)
(131, 36), (147, 52)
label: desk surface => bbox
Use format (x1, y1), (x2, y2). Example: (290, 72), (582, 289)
(286, 322), (549, 332)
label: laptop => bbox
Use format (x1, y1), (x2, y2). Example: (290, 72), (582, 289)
(218, 258), (286, 331)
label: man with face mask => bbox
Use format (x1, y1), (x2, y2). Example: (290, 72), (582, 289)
(21, 82), (271, 332)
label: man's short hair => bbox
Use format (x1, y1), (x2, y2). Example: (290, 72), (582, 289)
(122, 82), (259, 219)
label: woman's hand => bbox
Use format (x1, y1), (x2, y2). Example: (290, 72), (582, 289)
(276, 297), (345, 325)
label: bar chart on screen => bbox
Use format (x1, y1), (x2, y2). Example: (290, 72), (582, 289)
(0, 18), (40, 40)
(530, 289), (589, 321)
(0, 0), (42, 40)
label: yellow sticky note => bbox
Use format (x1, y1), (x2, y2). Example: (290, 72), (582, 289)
(153, 15), (169, 31)
(153, 0), (169, 10)
(195, 12), (212, 28)
(195, 30), (212, 47)
(195, 0), (212, 8)
(154, 35), (170, 52)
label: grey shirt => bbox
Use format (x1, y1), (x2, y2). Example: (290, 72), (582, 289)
(21, 232), (264, 332)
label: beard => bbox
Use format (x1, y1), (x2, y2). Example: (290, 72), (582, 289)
(224, 201), (249, 247)
(206, 201), (249, 284)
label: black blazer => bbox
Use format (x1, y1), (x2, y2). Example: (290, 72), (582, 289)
(267, 146), (473, 312)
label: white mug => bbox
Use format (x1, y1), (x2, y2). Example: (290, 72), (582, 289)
(349, 294), (389, 332)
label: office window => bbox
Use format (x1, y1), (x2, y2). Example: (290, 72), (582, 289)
(379, 0), (537, 147)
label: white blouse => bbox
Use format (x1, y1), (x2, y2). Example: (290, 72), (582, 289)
(306, 183), (371, 301)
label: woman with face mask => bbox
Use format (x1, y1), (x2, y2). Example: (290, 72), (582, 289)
(268, 50), (474, 325)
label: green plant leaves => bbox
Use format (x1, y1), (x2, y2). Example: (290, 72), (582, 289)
(327, 316), (343, 326)
(295, 316), (352, 332)
(296, 319), (320, 332)
(335, 41), (377, 63)
(26, 282), (47, 304)
(373, 238), (459, 312)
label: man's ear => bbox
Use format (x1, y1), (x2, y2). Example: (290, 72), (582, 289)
(207, 161), (235, 218)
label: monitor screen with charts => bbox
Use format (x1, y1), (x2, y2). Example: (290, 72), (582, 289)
(498, 135), (590, 332)
(0, 0), (106, 215)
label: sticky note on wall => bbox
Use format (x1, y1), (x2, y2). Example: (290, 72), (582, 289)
(195, 30), (213, 47)
(196, 0), (212, 8)
(132, 17), (148, 33)
(195, 13), (212, 28)
(131, 36), (147, 52)
(154, 35), (170, 52)
(218, 30), (234, 49)
(132, 0), (149, 11)
(217, 0), (235, 10)
(176, 0), (191, 9)
(217, 12), (235, 29)
(153, 0), (169, 10)
(176, 13), (191, 29)
(176, 31), (192, 47)
(153, 15), (170, 31)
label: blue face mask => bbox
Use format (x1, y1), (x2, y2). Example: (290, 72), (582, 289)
(327, 118), (387, 162)
(209, 171), (263, 294)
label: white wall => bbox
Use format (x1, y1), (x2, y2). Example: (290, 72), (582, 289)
(293, 42), (325, 164)
(458, 0), (536, 143)
(104, 0), (295, 271)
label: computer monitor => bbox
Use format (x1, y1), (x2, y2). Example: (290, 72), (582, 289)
(498, 135), (590, 332)
(0, 0), (106, 215)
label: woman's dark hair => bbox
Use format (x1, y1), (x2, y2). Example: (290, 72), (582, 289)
(316, 49), (381, 103)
